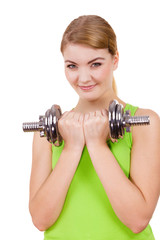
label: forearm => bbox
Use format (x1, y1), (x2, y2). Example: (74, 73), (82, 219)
(29, 145), (83, 231)
(87, 143), (149, 233)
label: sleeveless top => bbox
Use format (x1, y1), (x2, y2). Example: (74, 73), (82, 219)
(44, 103), (155, 240)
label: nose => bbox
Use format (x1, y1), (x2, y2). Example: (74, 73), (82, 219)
(78, 67), (92, 84)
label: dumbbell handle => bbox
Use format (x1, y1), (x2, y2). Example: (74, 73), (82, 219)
(23, 115), (150, 132)
(23, 122), (44, 132)
(124, 115), (150, 127)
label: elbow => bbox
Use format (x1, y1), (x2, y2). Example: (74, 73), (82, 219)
(129, 218), (149, 234)
(30, 212), (50, 232)
(32, 219), (48, 232)
(29, 202), (57, 232)
(29, 203), (49, 232)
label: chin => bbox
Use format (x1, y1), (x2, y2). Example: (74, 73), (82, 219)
(81, 94), (100, 102)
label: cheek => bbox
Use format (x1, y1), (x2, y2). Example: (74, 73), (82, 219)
(94, 66), (112, 83)
(65, 70), (77, 84)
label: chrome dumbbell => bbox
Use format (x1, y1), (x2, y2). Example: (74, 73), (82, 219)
(108, 100), (150, 139)
(22, 100), (150, 146)
(23, 104), (63, 146)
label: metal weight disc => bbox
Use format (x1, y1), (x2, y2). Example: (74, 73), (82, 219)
(48, 105), (62, 146)
(116, 103), (124, 138)
(54, 105), (63, 146)
(109, 100), (118, 139)
(44, 105), (59, 144)
(45, 109), (52, 142)
(115, 103), (121, 138)
(44, 104), (62, 145)
(49, 106), (57, 143)
(120, 105), (125, 137)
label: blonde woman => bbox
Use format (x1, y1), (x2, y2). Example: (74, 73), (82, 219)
(29, 15), (160, 240)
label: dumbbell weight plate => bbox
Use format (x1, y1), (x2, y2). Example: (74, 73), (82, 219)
(53, 105), (63, 146)
(49, 106), (57, 143)
(45, 109), (52, 142)
(115, 103), (121, 138)
(44, 105), (62, 145)
(109, 100), (118, 139)
(116, 103), (124, 138)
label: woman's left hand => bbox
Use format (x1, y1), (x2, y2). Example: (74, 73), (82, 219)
(84, 109), (109, 148)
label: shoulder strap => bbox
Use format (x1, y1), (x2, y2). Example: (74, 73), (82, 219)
(124, 103), (138, 117)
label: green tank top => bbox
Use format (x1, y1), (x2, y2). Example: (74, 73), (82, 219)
(44, 103), (155, 240)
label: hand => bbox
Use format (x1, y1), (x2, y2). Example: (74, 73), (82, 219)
(58, 110), (85, 150)
(83, 109), (109, 148)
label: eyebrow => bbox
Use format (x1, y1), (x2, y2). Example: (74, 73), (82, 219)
(65, 57), (105, 65)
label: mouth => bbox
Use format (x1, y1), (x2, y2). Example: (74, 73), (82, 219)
(79, 84), (97, 91)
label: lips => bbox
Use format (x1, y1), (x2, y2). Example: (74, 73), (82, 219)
(79, 84), (96, 90)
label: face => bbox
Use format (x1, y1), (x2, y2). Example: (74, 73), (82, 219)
(63, 44), (119, 102)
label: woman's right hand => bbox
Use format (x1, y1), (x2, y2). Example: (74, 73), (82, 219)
(58, 110), (85, 150)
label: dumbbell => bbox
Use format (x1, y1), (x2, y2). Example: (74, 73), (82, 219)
(22, 100), (150, 146)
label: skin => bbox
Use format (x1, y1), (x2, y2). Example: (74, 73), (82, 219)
(29, 43), (160, 233)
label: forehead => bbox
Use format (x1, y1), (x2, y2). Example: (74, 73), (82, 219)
(63, 43), (109, 62)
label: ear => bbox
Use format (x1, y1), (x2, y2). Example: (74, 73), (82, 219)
(113, 50), (119, 70)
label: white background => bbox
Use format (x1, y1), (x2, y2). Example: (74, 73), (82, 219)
(0, 0), (160, 239)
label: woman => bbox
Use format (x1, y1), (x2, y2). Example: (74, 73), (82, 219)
(29, 15), (160, 239)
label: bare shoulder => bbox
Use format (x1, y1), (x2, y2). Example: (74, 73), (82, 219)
(135, 107), (160, 120)
(133, 107), (160, 141)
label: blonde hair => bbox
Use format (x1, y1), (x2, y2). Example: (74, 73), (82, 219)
(61, 15), (118, 94)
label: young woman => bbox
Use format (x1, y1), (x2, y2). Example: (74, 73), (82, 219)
(29, 15), (160, 239)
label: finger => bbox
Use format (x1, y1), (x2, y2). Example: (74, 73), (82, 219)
(79, 113), (84, 123)
(84, 113), (90, 121)
(66, 111), (75, 120)
(110, 137), (118, 143)
(110, 137), (115, 143)
(101, 109), (108, 116)
(73, 112), (81, 122)
(89, 111), (95, 118)
(95, 110), (102, 117)
(60, 111), (69, 119)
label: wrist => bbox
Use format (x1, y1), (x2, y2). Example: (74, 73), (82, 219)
(86, 141), (108, 152)
(64, 142), (84, 153)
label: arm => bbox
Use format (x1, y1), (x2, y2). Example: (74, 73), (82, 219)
(29, 111), (85, 231)
(84, 109), (160, 233)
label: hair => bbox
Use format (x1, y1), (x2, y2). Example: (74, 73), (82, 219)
(60, 15), (118, 94)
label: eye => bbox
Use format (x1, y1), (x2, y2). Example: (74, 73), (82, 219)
(91, 62), (102, 68)
(67, 64), (77, 69)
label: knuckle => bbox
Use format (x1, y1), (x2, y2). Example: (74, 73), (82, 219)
(58, 118), (63, 126)
(84, 120), (89, 126)
(65, 119), (70, 126)
(61, 111), (68, 118)
(96, 110), (100, 115)
(102, 117), (107, 123)
(96, 116), (101, 122)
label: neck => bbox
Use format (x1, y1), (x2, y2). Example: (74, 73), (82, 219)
(73, 90), (122, 113)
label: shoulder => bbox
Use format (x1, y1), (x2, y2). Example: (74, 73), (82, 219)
(133, 107), (160, 143)
(135, 107), (159, 119)
(135, 107), (160, 129)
